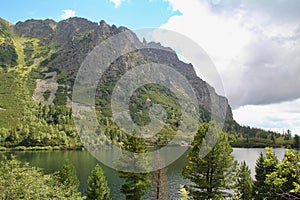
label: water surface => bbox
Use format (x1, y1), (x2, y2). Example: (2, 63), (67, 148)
(1, 147), (287, 199)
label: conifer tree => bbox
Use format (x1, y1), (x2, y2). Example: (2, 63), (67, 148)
(182, 122), (237, 199)
(235, 161), (253, 200)
(86, 164), (112, 200)
(253, 147), (278, 199)
(118, 131), (151, 200)
(58, 161), (80, 197)
(294, 134), (300, 149)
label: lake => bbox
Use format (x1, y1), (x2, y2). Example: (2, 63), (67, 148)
(1, 148), (287, 199)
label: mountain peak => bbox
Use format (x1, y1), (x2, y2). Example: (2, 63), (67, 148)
(14, 19), (56, 38)
(1, 17), (234, 122)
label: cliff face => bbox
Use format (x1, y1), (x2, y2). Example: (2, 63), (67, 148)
(13, 17), (233, 121)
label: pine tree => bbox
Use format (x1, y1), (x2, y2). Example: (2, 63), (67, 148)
(235, 161), (253, 200)
(253, 152), (265, 199)
(253, 147), (278, 200)
(294, 134), (300, 149)
(182, 122), (237, 200)
(58, 161), (80, 197)
(118, 131), (151, 200)
(86, 164), (112, 200)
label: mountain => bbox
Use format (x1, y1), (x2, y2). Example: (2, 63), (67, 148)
(2, 17), (285, 149)
(12, 17), (233, 120)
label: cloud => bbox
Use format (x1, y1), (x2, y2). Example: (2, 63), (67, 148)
(61, 9), (76, 19)
(160, 0), (300, 108)
(233, 98), (300, 134)
(109, 0), (124, 8)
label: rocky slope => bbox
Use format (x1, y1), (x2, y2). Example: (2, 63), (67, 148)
(3, 17), (233, 122)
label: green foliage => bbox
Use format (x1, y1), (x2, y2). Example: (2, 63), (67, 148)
(182, 122), (237, 199)
(40, 52), (59, 67)
(23, 40), (34, 65)
(224, 121), (292, 148)
(230, 137), (286, 148)
(294, 134), (300, 149)
(253, 147), (279, 199)
(53, 87), (68, 105)
(252, 148), (300, 199)
(57, 161), (80, 197)
(265, 149), (300, 199)
(0, 24), (77, 151)
(118, 131), (151, 200)
(0, 71), (27, 127)
(234, 161), (254, 200)
(0, 42), (18, 68)
(0, 155), (82, 199)
(43, 89), (51, 101)
(96, 80), (183, 146)
(58, 161), (80, 189)
(86, 164), (112, 200)
(0, 20), (18, 68)
(180, 185), (191, 200)
(0, 104), (80, 148)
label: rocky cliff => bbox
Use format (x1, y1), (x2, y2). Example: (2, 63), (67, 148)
(10, 17), (233, 122)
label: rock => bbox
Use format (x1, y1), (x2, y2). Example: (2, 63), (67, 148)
(12, 17), (234, 122)
(14, 19), (56, 39)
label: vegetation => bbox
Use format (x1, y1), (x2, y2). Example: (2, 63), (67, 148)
(0, 20), (18, 68)
(294, 134), (300, 149)
(251, 148), (300, 200)
(179, 185), (190, 200)
(1, 129), (300, 200)
(86, 164), (112, 200)
(266, 149), (300, 199)
(118, 131), (151, 200)
(0, 155), (82, 200)
(43, 89), (51, 101)
(182, 122), (237, 199)
(0, 104), (81, 148)
(253, 147), (279, 199)
(224, 120), (295, 148)
(234, 161), (254, 200)
(57, 161), (80, 194)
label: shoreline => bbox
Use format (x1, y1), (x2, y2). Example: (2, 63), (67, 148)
(0, 146), (84, 152)
(0, 143), (295, 152)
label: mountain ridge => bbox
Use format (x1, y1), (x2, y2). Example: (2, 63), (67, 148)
(12, 17), (233, 122)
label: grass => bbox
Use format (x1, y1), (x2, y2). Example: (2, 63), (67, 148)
(0, 28), (50, 128)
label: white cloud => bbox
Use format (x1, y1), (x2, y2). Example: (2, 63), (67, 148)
(156, 0), (300, 132)
(61, 9), (76, 19)
(160, 0), (300, 109)
(109, 0), (124, 8)
(233, 98), (300, 135)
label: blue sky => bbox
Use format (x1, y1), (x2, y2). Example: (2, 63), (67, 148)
(1, 0), (300, 134)
(0, 0), (181, 29)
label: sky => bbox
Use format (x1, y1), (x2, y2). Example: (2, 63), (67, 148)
(1, 0), (300, 134)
